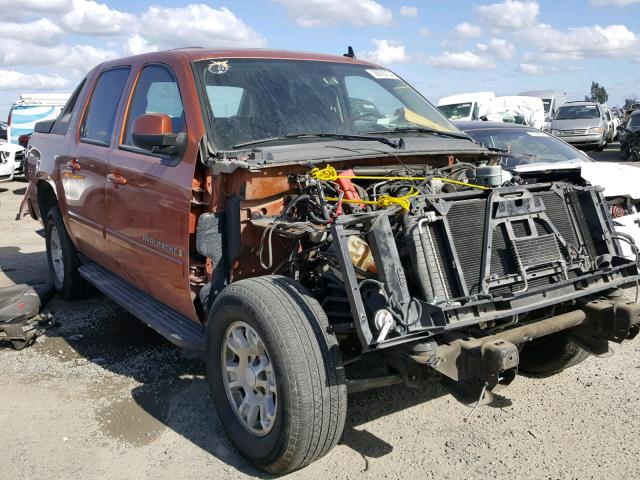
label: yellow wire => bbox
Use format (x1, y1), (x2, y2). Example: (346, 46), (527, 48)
(309, 165), (488, 190)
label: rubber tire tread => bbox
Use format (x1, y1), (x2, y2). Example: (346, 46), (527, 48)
(45, 207), (87, 300)
(518, 331), (591, 377)
(206, 275), (347, 474)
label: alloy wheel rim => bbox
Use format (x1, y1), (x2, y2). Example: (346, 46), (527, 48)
(49, 225), (64, 285)
(221, 321), (277, 436)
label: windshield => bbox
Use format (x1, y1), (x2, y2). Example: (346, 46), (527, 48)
(542, 99), (552, 113)
(554, 105), (600, 120)
(628, 115), (640, 128)
(437, 102), (473, 120)
(463, 127), (592, 168)
(194, 59), (457, 150)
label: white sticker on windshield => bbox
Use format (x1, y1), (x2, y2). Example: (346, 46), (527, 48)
(526, 131), (547, 137)
(365, 69), (399, 80)
(208, 60), (230, 74)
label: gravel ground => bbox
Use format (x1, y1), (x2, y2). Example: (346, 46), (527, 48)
(2, 148), (640, 480)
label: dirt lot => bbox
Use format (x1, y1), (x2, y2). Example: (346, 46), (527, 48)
(2, 145), (640, 480)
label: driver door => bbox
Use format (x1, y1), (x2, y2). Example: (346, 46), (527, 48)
(105, 63), (195, 319)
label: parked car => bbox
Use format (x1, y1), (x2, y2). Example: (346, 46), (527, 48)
(437, 91), (495, 120)
(625, 130), (640, 162)
(602, 105), (616, 142)
(624, 102), (640, 120)
(610, 108), (622, 138)
(619, 110), (640, 156)
(24, 49), (640, 474)
(0, 142), (24, 181)
(483, 95), (546, 129)
(6, 93), (69, 145)
(550, 101), (609, 150)
(457, 121), (640, 257)
(518, 89), (567, 120)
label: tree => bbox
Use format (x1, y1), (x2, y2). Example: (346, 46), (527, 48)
(584, 81), (609, 104)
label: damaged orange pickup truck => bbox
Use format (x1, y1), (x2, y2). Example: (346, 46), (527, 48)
(23, 48), (640, 473)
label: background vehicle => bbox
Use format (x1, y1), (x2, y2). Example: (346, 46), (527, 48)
(6, 93), (69, 145)
(550, 101), (608, 150)
(24, 49), (640, 474)
(625, 130), (640, 162)
(610, 108), (622, 137)
(437, 91), (495, 120)
(619, 110), (640, 156)
(624, 102), (640, 120)
(518, 89), (567, 120)
(483, 95), (546, 129)
(602, 105), (616, 142)
(458, 121), (640, 257)
(0, 142), (24, 181)
(0, 121), (7, 140)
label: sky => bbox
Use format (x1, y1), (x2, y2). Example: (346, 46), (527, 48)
(1, 0), (639, 118)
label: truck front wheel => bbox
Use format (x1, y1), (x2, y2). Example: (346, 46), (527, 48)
(44, 207), (87, 299)
(518, 331), (590, 376)
(206, 276), (347, 474)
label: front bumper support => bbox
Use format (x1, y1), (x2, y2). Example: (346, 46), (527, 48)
(414, 297), (640, 403)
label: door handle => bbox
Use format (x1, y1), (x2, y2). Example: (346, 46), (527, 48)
(107, 173), (127, 185)
(66, 158), (81, 170)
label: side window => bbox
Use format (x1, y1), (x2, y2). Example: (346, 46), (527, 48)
(51, 78), (86, 136)
(81, 68), (130, 146)
(123, 64), (185, 147)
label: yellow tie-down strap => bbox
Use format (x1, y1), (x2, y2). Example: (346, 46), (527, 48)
(309, 165), (488, 191)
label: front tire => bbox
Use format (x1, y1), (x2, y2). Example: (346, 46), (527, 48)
(45, 207), (87, 299)
(518, 331), (590, 376)
(206, 276), (347, 474)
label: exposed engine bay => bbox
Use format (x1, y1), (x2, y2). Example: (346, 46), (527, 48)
(242, 160), (639, 355)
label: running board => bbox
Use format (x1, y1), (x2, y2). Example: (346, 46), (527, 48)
(78, 261), (205, 351)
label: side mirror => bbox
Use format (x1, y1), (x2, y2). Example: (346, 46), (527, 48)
(34, 119), (55, 134)
(617, 125), (625, 131)
(131, 113), (177, 151)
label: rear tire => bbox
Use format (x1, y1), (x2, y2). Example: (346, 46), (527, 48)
(206, 275), (347, 474)
(518, 331), (590, 376)
(45, 207), (87, 300)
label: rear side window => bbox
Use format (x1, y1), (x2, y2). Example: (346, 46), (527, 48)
(123, 64), (185, 147)
(51, 78), (86, 136)
(81, 67), (130, 146)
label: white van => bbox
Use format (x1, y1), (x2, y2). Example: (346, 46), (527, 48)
(7, 93), (70, 145)
(437, 92), (496, 121)
(518, 90), (567, 120)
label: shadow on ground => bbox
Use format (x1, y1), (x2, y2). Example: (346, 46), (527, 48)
(26, 292), (470, 476)
(0, 246), (49, 287)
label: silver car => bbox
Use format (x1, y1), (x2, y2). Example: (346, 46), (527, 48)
(550, 101), (608, 151)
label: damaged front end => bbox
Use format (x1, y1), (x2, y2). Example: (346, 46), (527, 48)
(238, 160), (640, 402)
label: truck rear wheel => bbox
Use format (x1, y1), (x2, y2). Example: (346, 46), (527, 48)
(518, 331), (590, 376)
(206, 276), (347, 474)
(45, 207), (87, 299)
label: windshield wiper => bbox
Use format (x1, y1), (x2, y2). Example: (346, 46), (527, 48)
(364, 126), (472, 141)
(233, 132), (400, 149)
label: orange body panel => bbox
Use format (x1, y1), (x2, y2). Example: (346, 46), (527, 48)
(26, 49), (381, 323)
